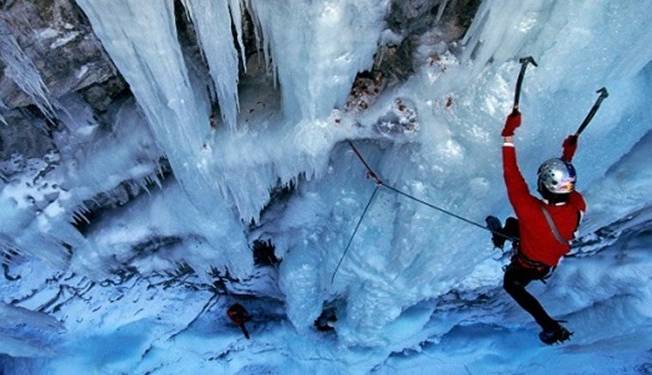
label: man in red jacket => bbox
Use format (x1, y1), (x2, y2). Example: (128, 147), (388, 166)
(486, 109), (586, 345)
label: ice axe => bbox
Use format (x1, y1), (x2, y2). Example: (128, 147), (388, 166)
(575, 87), (609, 136)
(513, 56), (538, 110)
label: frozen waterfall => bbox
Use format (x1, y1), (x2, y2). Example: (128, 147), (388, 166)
(2, 0), (652, 373)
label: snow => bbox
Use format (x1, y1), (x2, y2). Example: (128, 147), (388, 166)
(49, 32), (80, 49)
(0, 303), (64, 358)
(36, 28), (59, 40)
(2, 216), (651, 373)
(2, 0), (652, 373)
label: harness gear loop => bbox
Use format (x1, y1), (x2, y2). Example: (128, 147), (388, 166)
(510, 251), (556, 283)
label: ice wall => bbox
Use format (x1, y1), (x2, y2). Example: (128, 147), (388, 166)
(583, 129), (652, 233)
(8, 0), (650, 353)
(265, 0), (652, 344)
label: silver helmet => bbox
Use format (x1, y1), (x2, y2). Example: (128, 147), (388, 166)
(537, 158), (577, 194)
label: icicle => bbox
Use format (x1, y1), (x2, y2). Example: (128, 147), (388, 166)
(75, 0), (214, 206)
(0, 98), (8, 126)
(70, 212), (81, 225)
(157, 162), (165, 180)
(243, 0), (264, 68)
(139, 179), (151, 196)
(76, 210), (91, 225)
(228, 0), (247, 72)
(181, 0), (241, 130)
(435, 0), (450, 23)
(151, 173), (163, 190)
(0, 19), (58, 120)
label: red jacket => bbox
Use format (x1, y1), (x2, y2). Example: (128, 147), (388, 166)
(503, 145), (586, 266)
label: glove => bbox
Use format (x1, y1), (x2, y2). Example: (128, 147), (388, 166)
(562, 134), (578, 162)
(501, 109), (521, 137)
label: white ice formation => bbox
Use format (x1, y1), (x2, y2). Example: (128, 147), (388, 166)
(2, 0), (652, 373)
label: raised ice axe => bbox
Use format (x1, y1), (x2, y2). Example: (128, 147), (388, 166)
(513, 56), (538, 110)
(575, 87), (609, 136)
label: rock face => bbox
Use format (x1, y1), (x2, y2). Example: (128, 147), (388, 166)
(0, 0), (119, 113)
(0, 112), (53, 160)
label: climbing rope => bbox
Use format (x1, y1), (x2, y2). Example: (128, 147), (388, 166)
(330, 141), (517, 285)
(347, 141), (513, 237)
(381, 183), (490, 232)
(330, 185), (380, 285)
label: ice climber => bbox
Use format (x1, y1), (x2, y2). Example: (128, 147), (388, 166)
(485, 109), (586, 345)
(227, 303), (251, 339)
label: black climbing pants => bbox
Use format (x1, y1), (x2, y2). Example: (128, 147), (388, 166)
(503, 261), (557, 331)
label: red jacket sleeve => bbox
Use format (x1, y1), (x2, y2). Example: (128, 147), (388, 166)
(502, 145), (536, 217)
(561, 135), (578, 162)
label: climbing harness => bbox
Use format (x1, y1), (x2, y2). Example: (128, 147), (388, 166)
(508, 252), (556, 284)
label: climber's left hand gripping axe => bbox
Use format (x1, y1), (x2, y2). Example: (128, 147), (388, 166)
(513, 56), (538, 110)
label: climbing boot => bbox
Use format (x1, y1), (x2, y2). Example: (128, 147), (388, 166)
(539, 322), (573, 345)
(485, 216), (507, 249)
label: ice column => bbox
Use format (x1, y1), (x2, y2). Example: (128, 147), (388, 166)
(76, 0), (252, 277)
(181, 0), (242, 130)
(247, 0), (389, 121)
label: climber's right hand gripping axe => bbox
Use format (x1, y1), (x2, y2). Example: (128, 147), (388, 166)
(513, 56), (538, 110)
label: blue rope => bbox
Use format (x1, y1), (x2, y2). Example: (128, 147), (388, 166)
(330, 141), (521, 287)
(347, 141), (517, 241)
(330, 185), (380, 285)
